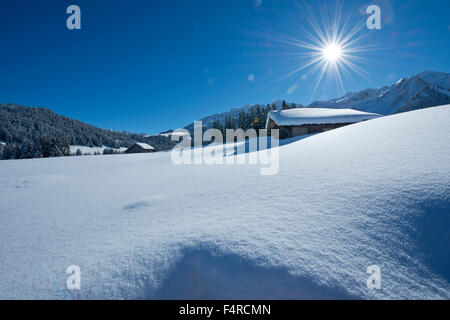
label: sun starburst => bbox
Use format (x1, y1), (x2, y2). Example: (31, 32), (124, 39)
(259, 2), (379, 100)
(322, 43), (343, 62)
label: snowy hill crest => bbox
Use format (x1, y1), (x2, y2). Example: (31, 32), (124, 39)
(1, 105), (449, 299)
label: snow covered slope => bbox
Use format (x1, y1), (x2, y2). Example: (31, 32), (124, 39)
(0, 106), (449, 299)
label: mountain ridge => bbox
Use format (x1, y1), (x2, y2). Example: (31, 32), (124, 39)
(179, 71), (450, 132)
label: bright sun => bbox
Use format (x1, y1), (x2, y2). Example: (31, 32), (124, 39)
(322, 43), (342, 62)
(264, 2), (375, 98)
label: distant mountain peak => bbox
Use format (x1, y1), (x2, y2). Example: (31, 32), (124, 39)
(304, 70), (450, 115)
(396, 78), (407, 86)
(416, 70), (450, 89)
(179, 71), (450, 131)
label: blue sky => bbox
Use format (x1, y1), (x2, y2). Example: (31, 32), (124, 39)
(0, 0), (449, 133)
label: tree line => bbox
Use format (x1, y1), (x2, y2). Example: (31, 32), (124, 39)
(211, 101), (297, 135)
(0, 104), (176, 160)
(1, 134), (71, 160)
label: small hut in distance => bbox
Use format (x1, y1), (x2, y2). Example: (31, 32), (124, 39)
(125, 142), (155, 154)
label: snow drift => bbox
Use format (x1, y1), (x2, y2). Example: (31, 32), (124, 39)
(0, 106), (449, 299)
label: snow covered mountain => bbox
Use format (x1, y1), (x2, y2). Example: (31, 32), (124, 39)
(418, 70), (450, 89)
(181, 71), (450, 132)
(309, 71), (450, 115)
(1, 105), (449, 299)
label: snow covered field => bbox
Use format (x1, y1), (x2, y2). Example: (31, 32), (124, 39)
(70, 145), (127, 155)
(0, 106), (449, 299)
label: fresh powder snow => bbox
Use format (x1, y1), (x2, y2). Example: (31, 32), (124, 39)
(0, 106), (449, 299)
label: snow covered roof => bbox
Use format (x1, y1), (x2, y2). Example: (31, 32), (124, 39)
(267, 108), (381, 127)
(135, 142), (155, 150)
